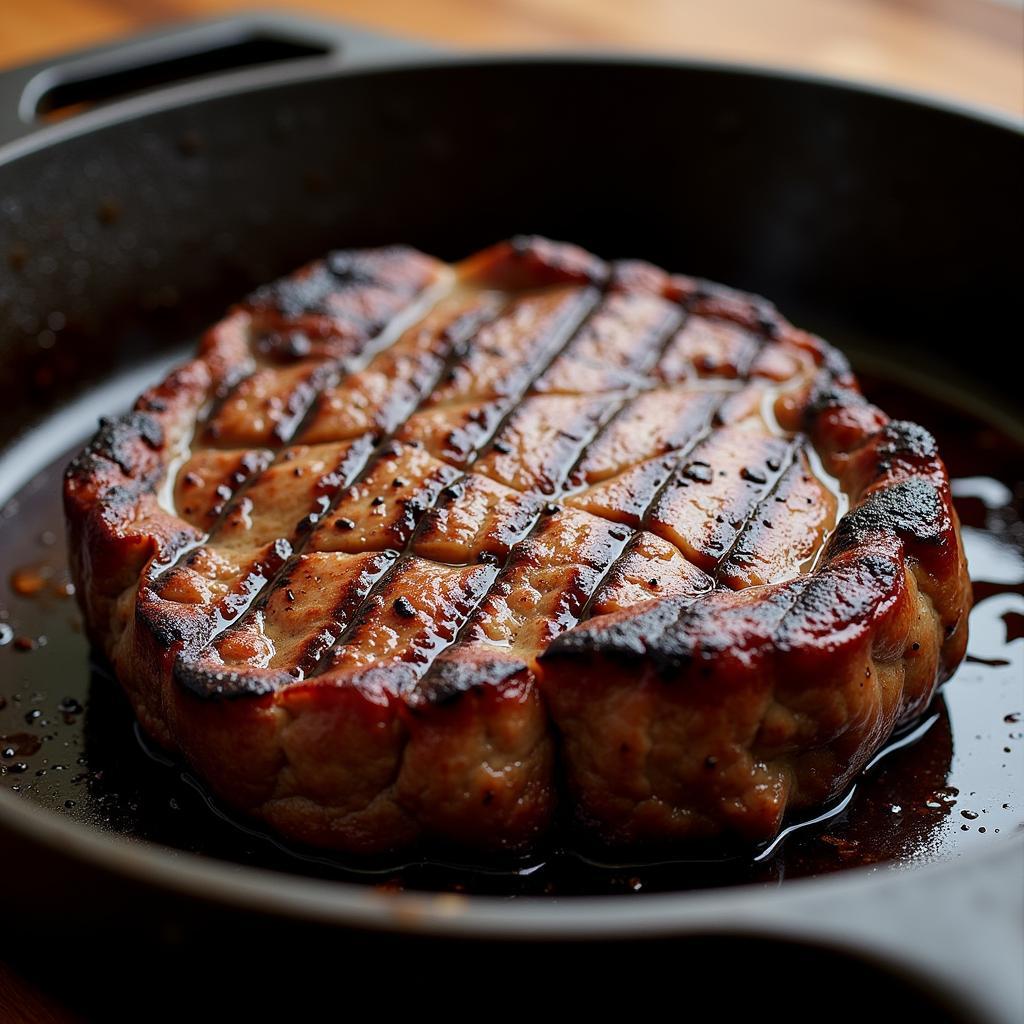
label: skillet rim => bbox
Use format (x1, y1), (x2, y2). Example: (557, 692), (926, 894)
(0, 44), (1020, 940)
(1, 781), (1021, 935)
(0, 48), (1020, 172)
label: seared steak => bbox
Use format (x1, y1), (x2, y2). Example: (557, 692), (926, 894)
(65, 238), (970, 853)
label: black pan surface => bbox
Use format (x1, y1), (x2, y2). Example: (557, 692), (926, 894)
(0, 14), (1021, 1022)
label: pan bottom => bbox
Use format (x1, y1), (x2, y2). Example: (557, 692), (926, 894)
(0, 359), (1021, 896)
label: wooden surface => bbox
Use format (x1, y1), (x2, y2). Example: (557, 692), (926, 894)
(0, 0), (1022, 114)
(0, 0), (1020, 1020)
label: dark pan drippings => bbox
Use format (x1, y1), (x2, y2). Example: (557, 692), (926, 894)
(1, 367), (1021, 896)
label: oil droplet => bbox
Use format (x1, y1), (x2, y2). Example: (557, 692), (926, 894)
(0, 733), (42, 756)
(960, 809), (979, 820)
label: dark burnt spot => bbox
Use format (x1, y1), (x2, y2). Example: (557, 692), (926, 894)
(416, 654), (528, 707)
(682, 461), (713, 484)
(247, 264), (341, 318)
(254, 329), (312, 361)
(67, 411), (165, 478)
(245, 246), (428, 321)
(94, 485), (138, 520)
(873, 420), (940, 473)
(775, 557), (899, 652)
(803, 367), (862, 428)
(545, 584), (800, 678)
(826, 479), (947, 557)
(325, 250), (381, 286)
(294, 514), (318, 534)
(393, 596), (417, 618)
(175, 659), (288, 700)
(543, 597), (693, 672)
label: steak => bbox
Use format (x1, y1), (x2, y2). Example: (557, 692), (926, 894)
(65, 237), (971, 854)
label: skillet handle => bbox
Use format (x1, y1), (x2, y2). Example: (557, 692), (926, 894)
(0, 13), (436, 149)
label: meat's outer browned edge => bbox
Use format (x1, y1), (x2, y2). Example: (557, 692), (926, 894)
(64, 236), (971, 855)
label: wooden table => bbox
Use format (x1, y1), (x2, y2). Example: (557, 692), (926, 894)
(1, 0), (1021, 114)
(0, 1), (1020, 1020)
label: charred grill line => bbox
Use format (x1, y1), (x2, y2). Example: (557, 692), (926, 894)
(148, 284), (453, 588)
(569, 392), (734, 626)
(710, 435), (803, 589)
(296, 286), (604, 682)
(413, 296), (706, 663)
(563, 314), (787, 624)
(178, 290), (512, 677)
(66, 238), (973, 856)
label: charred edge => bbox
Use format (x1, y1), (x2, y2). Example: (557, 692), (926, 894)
(543, 580), (807, 679)
(802, 372), (864, 425)
(92, 484), (144, 521)
(541, 596), (694, 672)
(689, 279), (782, 337)
(774, 554), (901, 653)
(413, 654), (530, 709)
(139, 595), (228, 660)
(508, 235), (610, 287)
(65, 411), (164, 480)
(244, 245), (427, 318)
(826, 478), (947, 558)
(608, 259), (699, 302)
(175, 658), (291, 700)
(873, 420), (940, 471)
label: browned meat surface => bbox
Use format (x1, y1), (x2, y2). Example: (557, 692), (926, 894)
(65, 237), (971, 855)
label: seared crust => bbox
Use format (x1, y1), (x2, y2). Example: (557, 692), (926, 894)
(65, 237), (970, 855)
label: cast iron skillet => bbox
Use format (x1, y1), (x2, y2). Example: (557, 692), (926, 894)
(0, 14), (1021, 1021)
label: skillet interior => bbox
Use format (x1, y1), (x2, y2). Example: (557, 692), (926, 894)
(0, 40), (1022, 1019)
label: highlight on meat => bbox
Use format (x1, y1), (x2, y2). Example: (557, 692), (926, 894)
(64, 237), (971, 854)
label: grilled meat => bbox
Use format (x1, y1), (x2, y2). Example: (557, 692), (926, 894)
(65, 237), (970, 854)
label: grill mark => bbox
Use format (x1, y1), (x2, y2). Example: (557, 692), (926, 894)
(567, 318), (783, 624)
(155, 281), (472, 661)
(711, 437), (802, 587)
(152, 280), (458, 581)
(189, 316), (258, 443)
(570, 391), (736, 625)
(170, 254), (818, 697)
(411, 294), (701, 667)
(293, 286), (603, 683)
(183, 291), (510, 658)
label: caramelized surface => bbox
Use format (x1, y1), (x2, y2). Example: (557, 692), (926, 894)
(168, 246), (843, 695)
(156, 239), (834, 703)
(65, 238), (969, 856)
